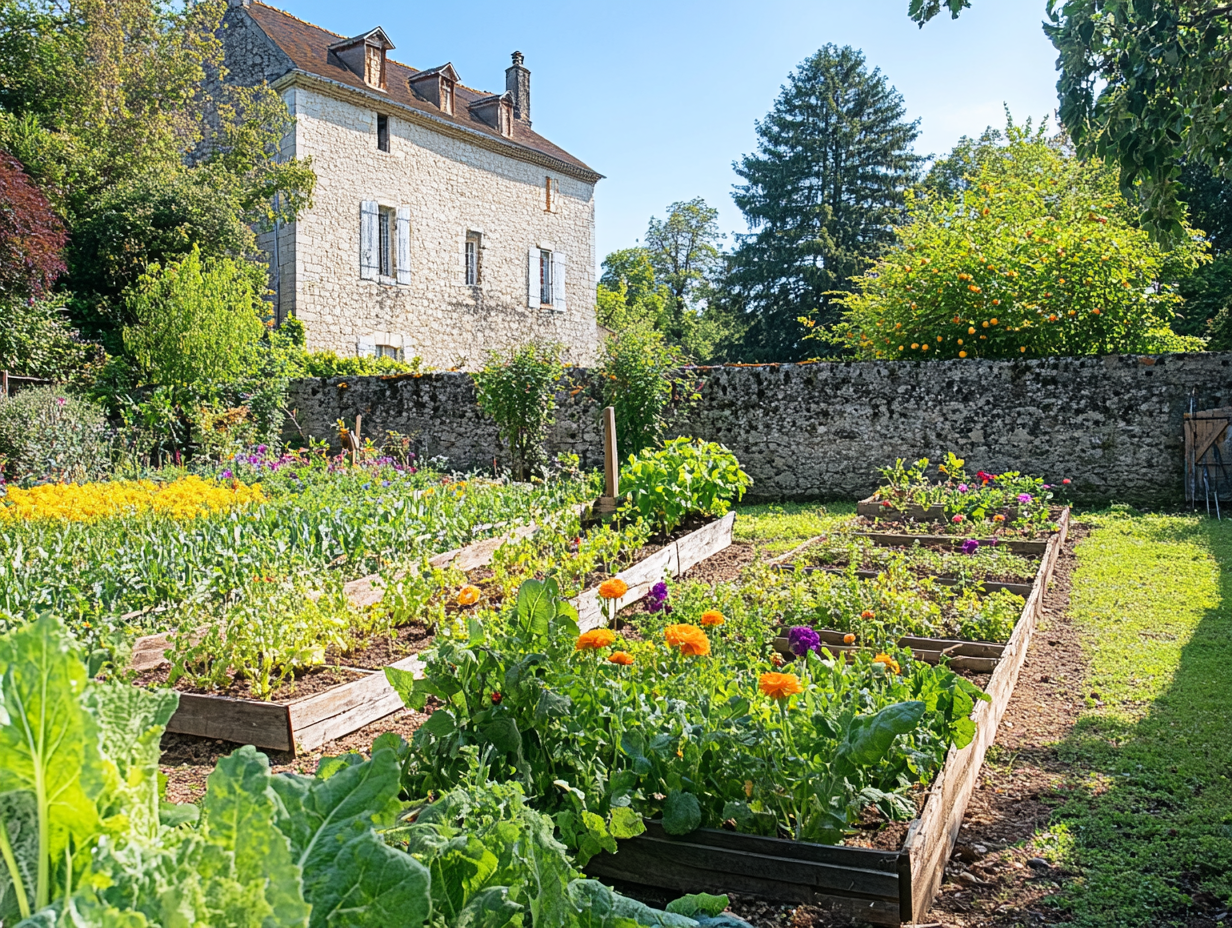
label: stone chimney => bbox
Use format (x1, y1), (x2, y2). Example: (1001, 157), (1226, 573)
(228, 0), (251, 7)
(505, 51), (530, 127)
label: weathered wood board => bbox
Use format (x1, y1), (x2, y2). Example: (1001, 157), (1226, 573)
(771, 563), (1034, 599)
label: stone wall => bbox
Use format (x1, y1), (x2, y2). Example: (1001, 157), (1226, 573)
(285, 352), (1232, 505)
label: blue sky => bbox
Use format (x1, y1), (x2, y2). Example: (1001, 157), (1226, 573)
(278, 0), (1060, 265)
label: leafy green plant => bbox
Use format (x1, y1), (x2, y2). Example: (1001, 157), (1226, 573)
(620, 438), (752, 535)
(596, 324), (695, 460)
(298, 350), (422, 378)
(0, 297), (102, 383)
(0, 385), (113, 484)
(472, 342), (565, 482)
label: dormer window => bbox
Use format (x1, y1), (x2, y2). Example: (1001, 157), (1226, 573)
(469, 92), (515, 137)
(441, 79), (454, 116)
(409, 64), (462, 115)
(329, 28), (395, 92)
(499, 100), (513, 137)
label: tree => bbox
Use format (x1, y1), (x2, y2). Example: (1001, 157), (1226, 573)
(909, 0), (1232, 243)
(829, 120), (1207, 360)
(725, 45), (924, 361)
(1175, 162), (1232, 338)
(644, 198), (725, 318)
(0, 150), (65, 299)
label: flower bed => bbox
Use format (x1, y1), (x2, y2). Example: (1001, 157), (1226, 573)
(0, 474), (266, 522)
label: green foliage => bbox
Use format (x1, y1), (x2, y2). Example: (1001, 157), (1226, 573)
(472, 342), (565, 481)
(122, 246), (267, 386)
(0, 386), (112, 484)
(644, 199), (726, 320)
(620, 438), (751, 535)
(596, 325), (692, 461)
(394, 576), (986, 848)
(298, 350), (422, 378)
(0, 297), (101, 382)
(910, 0), (1232, 244)
(830, 120), (1208, 360)
(726, 44), (924, 361)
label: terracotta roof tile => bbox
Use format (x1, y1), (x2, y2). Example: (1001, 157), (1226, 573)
(244, 2), (599, 179)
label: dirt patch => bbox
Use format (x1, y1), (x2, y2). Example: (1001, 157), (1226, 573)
(160, 706), (429, 803)
(135, 664), (369, 702)
(331, 622), (434, 670)
(680, 542), (760, 585)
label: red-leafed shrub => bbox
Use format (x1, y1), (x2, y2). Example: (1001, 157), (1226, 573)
(0, 150), (67, 298)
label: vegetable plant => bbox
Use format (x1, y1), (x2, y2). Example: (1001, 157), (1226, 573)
(620, 438), (751, 535)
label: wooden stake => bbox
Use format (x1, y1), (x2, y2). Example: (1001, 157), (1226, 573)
(352, 414), (362, 467)
(603, 406), (619, 498)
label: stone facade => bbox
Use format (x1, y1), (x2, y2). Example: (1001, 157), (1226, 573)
(285, 352), (1232, 506)
(222, 1), (601, 369)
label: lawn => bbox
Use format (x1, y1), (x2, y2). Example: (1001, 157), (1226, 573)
(1046, 507), (1232, 926)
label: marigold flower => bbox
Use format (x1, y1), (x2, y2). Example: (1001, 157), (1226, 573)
(457, 585), (481, 607)
(598, 578), (629, 600)
(576, 628), (618, 651)
(873, 653), (902, 674)
(759, 672), (804, 700)
(860, 610), (875, 620)
(664, 624), (711, 657)
(993, 514), (1006, 523)
(608, 651), (635, 666)
(700, 610), (725, 627)
(843, 633), (856, 644)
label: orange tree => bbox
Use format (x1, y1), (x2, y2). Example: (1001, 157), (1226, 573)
(826, 124), (1207, 361)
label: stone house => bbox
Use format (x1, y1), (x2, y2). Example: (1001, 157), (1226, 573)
(221, 0), (603, 368)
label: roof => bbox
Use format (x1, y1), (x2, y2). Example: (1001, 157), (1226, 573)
(243, 3), (600, 181)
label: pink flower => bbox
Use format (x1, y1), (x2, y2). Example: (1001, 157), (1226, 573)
(952, 514), (965, 524)
(55, 397), (66, 407)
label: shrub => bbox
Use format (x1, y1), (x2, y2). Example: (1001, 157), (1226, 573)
(299, 350), (422, 378)
(0, 386), (112, 484)
(828, 120), (1208, 360)
(0, 296), (102, 381)
(620, 437), (751, 535)
(122, 246), (267, 386)
(472, 342), (564, 481)
(596, 324), (694, 460)
(0, 150), (66, 300)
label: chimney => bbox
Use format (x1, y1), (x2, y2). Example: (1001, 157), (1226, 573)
(505, 51), (530, 127)
(228, 0), (251, 7)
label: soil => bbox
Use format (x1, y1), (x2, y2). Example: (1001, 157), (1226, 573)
(328, 622), (435, 670)
(134, 664), (369, 702)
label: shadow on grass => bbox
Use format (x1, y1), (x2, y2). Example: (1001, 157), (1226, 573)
(1046, 511), (1232, 927)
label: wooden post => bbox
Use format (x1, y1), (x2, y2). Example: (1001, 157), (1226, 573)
(352, 414), (362, 467)
(1, 371), (7, 399)
(596, 407), (619, 515)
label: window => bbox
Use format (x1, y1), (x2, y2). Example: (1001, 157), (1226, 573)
(377, 344), (399, 359)
(465, 231), (482, 286)
(441, 79), (454, 115)
(544, 176), (559, 213)
(365, 44), (385, 88)
(377, 114), (389, 152)
(378, 206), (396, 278)
(540, 249), (553, 305)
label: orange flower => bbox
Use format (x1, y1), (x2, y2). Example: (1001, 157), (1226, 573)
(664, 624), (711, 657)
(457, 585), (481, 607)
(576, 628), (618, 651)
(759, 672), (804, 700)
(993, 514), (1006, 523)
(598, 578), (629, 600)
(860, 610), (875, 620)
(700, 610), (725, 627)
(873, 653), (902, 674)
(843, 633), (856, 644)
(608, 651), (634, 666)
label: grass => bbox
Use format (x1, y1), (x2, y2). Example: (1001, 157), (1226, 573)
(732, 501), (856, 555)
(1047, 506), (1232, 926)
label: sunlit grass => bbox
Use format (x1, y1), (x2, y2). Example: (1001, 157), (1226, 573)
(732, 501), (857, 556)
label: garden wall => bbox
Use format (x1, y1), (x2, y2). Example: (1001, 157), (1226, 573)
(285, 352), (1232, 505)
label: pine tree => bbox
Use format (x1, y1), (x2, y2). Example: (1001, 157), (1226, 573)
(726, 45), (923, 361)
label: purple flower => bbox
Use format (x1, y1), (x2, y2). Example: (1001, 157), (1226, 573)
(646, 581), (671, 614)
(257, 445), (268, 455)
(957, 484), (968, 493)
(1017, 493), (1033, 503)
(787, 626), (821, 657)
(961, 539), (980, 556)
(221, 470), (232, 479)
(55, 397), (66, 407)
(382, 480), (391, 487)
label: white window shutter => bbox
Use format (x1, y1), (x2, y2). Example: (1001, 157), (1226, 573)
(552, 251), (567, 313)
(528, 247), (540, 309)
(360, 201), (379, 280)
(357, 334), (376, 357)
(396, 207), (411, 285)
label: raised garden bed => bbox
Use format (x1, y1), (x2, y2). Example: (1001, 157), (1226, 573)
(585, 507), (1070, 926)
(774, 564), (1034, 598)
(132, 512), (735, 753)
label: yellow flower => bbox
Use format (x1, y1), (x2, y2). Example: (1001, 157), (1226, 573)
(608, 650), (634, 665)
(457, 585), (481, 607)
(576, 628), (618, 651)
(0, 476), (264, 523)
(700, 610), (725, 627)
(873, 653), (902, 674)
(598, 578), (629, 600)
(759, 672), (804, 700)
(664, 624), (711, 657)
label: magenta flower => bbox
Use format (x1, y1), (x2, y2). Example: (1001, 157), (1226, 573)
(957, 484), (968, 493)
(961, 539), (980, 555)
(221, 469), (232, 479)
(952, 514), (965, 524)
(787, 626), (821, 657)
(1017, 493), (1033, 503)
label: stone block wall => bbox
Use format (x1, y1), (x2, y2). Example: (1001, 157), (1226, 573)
(285, 352), (1232, 505)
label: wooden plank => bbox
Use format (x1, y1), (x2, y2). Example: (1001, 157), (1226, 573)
(903, 508), (1068, 922)
(165, 693), (293, 752)
(639, 821), (900, 870)
(677, 512), (736, 574)
(771, 637), (1000, 674)
(853, 532), (1050, 557)
(291, 655), (425, 752)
